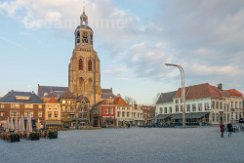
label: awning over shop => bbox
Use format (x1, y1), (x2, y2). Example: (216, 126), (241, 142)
(155, 114), (171, 120)
(186, 112), (209, 119)
(171, 112), (209, 120)
(45, 121), (63, 126)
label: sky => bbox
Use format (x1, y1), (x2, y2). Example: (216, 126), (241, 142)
(0, 0), (244, 105)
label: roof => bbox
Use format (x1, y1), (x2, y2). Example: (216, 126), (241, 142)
(59, 91), (75, 99)
(175, 83), (224, 100)
(0, 90), (42, 103)
(224, 89), (243, 97)
(101, 88), (115, 100)
(46, 96), (58, 103)
(75, 25), (93, 31)
(156, 91), (176, 104)
(113, 96), (128, 106)
(38, 85), (68, 98)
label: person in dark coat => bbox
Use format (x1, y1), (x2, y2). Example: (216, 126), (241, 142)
(227, 123), (233, 137)
(220, 124), (225, 138)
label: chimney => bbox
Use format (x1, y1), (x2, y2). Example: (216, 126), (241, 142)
(218, 83), (223, 90)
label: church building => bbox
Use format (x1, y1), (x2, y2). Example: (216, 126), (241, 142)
(68, 10), (101, 106)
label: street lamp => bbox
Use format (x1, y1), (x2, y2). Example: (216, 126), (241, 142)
(165, 63), (186, 127)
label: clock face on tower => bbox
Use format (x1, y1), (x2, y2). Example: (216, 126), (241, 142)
(82, 31), (89, 44)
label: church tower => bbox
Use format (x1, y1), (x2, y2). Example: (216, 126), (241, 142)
(68, 9), (101, 106)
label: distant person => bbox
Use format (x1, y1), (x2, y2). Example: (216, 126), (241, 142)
(220, 124), (225, 138)
(227, 123), (233, 137)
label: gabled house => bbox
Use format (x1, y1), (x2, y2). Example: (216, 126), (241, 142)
(155, 83), (244, 125)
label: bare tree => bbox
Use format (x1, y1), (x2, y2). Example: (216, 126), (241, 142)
(124, 96), (137, 105)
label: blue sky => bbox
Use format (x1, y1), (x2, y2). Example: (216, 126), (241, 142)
(0, 0), (244, 104)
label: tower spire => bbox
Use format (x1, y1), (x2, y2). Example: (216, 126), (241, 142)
(83, 0), (86, 14)
(80, 0), (88, 25)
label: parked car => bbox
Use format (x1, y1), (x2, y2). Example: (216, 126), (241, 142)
(239, 118), (244, 123)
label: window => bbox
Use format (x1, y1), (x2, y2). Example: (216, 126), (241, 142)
(0, 104), (4, 109)
(192, 104), (196, 112)
(198, 104), (202, 112)
(117, 111), (120, 117)
(88, 59), (92, 71)
(160, 107), (163, 114)
(231, 102), (233, 108)
(187, 105), (191, 112)
(169, 107), (172, 113)
(204, 103), (210, 111)
(76, 31), (80, 43)
(11, 104), (20, 109)
(227, 104), (230, 112)
(62, 100), (66, 104)
(79, 58), (83, 70)
(164, 107), (167, 114)
(175, 105), (179, 113)
(175, 99), (178, 104)
(54, 111), (58, 118)
(25, 104), (33, 109)
(212, 101), (215, 109)
(38, 111), (42, 118)
(235, 102), (238, 108)
(127, 112), (130, 117)
(220, 102), (223, 109)
(105, 108), (109, 114)
(24, 111), (33, 117)
(48, 112), (52, 118)
(38, 105), (42, 109)
(110, 108), (114, 114)
(240, 102), (242, 109)
(216, 113), (219, 122)
(10, 111), (20, 117)
(216, 102), (219, 109)
(122, 112), (125, 117)
(212, 113), (215, 122)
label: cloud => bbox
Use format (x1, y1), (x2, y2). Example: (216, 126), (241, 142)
(190, 64), (240, 76)
(1, 0), (244, 92)
(103, 66), (128, 75)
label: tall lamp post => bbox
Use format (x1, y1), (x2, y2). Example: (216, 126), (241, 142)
(165, 63), (186, 127)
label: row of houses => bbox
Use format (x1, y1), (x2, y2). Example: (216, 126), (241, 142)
(0, 85), (155, 129)
(155, 83), (244, 125)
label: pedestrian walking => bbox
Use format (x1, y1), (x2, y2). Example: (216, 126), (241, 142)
(227, 123), (233, 137)
(220, 124), (225, 138)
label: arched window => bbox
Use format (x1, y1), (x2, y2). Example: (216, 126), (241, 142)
(76, 31), (80, 44)
(79, 58), (83, 70)
(88, 59), (92, 71)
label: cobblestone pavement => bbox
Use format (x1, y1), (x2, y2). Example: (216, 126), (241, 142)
(0, 127), (244, 163)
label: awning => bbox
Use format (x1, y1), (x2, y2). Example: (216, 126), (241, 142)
(186, 112), (209, 119)
(45, 121), (63, 126)
(171, 113), (183, 120)
(155, 114), (171, 120)
(171, 112), (209, 120)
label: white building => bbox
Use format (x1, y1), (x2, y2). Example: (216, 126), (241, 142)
(155, 83), (244, 125)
